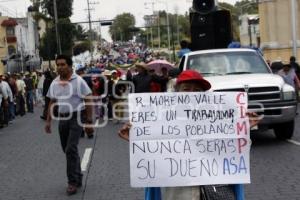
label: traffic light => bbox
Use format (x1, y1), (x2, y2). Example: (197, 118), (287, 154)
(100, 21), (113, 26)
(128, 27), (141, 32)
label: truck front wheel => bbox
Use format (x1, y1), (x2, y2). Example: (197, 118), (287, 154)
(273, 120), (295, 140)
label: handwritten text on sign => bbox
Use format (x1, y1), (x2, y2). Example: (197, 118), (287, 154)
(129, 92), (250, 187)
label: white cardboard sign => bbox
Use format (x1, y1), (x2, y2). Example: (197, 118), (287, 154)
(128, 92), (251, 187)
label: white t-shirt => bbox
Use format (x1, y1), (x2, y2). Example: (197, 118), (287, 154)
(47, 73), (92, 114)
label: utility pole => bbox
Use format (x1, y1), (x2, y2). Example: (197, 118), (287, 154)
(174, 6), (180, 46)
(145, 1), (156, 49)
(99, 19), (102, 52)
(86, 0), (99, 60)
(166, 1), (170, 52)
(157, 0), (170, 53)
(53, 0), (61, 54)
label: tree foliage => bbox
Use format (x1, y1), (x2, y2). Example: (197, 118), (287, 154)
(109, 13), (136, 41)
(39, 18), (75, 59)
(74, 25), (88, 41)
(235, 0), (258, 15)
(34, 0), (76, 59)
(140, 11), (190, 47)
(73, 41), (92, 56)
(41, 0), (73, 18)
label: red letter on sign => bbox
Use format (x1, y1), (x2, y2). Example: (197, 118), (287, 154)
(238, 138), (248, 153)
(236, 93), (246, 105)
(239, 106), (247, 118)
(237, 121), (247, 136)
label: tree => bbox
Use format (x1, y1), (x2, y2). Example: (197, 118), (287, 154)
(39, 26), (57, 60)
(73, 41), (92, 56)
(35, 0), (75, 58)
(74, 25), (88, 41)
(109, 13), (136, 41)
(41, 0), (73, 18)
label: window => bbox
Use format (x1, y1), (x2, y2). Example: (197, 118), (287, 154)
(179, 56), (185, 71)
(7, 45), (16, 55)
(6, 27), (15, 36)
(187, 51), (270, 76)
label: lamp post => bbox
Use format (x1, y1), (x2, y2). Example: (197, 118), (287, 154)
(291, 0), (298, 57)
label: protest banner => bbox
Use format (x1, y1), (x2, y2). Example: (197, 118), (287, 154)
(128, 92), (251, 187)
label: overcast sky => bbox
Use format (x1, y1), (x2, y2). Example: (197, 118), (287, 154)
(0, 0), (238, 40)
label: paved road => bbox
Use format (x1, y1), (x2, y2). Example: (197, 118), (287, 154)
(0, 105), (299, 200)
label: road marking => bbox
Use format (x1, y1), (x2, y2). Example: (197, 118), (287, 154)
(286, 139), (300, 146)
(81, 148), (93, 171)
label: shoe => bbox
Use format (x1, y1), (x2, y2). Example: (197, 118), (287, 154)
(66, 184), (77, 195)
(77, 176), (83, 188)
(87, 133), (94, 139)
(80, 130), (85, 138)
(40, 116), (46, 120)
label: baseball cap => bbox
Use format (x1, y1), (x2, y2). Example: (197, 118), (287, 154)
(176, 70), (211, 90)
(75, 64), (85, 72)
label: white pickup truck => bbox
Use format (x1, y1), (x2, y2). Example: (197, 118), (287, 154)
(179, 48), (298, 139)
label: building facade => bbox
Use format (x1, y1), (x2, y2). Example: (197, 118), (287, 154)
(239, 14), (260, 47)
(0, 17), (18, 74)
(15, 11), (40, 72)
(259, 0), (300, 61)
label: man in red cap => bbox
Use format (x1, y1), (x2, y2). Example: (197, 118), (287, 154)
(119, 69), (258, 200)
(175, 69), (211, 92)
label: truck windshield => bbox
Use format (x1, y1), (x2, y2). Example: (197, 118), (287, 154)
(186, 51), (270, 76)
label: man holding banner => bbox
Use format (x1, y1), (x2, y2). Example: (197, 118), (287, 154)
(119, 70), (259, 200)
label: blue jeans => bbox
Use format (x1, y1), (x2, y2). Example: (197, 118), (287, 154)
(8, 101), (15, 121)
(26, 90), (34, 112)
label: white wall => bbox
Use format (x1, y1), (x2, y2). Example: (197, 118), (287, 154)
(15, 12), (38, 56)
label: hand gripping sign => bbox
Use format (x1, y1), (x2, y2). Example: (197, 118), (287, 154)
(128, 92), (251, 187)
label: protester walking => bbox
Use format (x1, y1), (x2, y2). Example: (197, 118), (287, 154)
(0, 75), (13, 125)
(278, 62), (300, 100)
(177, 40), (191, 58)
(7, 74), (18, 121)
(40, 71), (53, 120)
(290, 56), (300, 79)
(24, 72), (34, 113)
(44, 55), (94, 196)
(0, 76), (9, 128)
(15, 74), (26, 116)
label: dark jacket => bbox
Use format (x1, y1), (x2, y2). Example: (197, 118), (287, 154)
(42, 72), (53, 97)
(132, 72), (165, 93)
(24, 77), (34, 91)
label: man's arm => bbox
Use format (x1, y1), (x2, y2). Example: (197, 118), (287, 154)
(84, 95), (93, 123)
(294, 73), (300, 89)
(84, 95), (94, 135)
(45, 99), (55, 134)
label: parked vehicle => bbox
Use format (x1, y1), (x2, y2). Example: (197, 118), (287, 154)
(179, 48), (298, 139)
